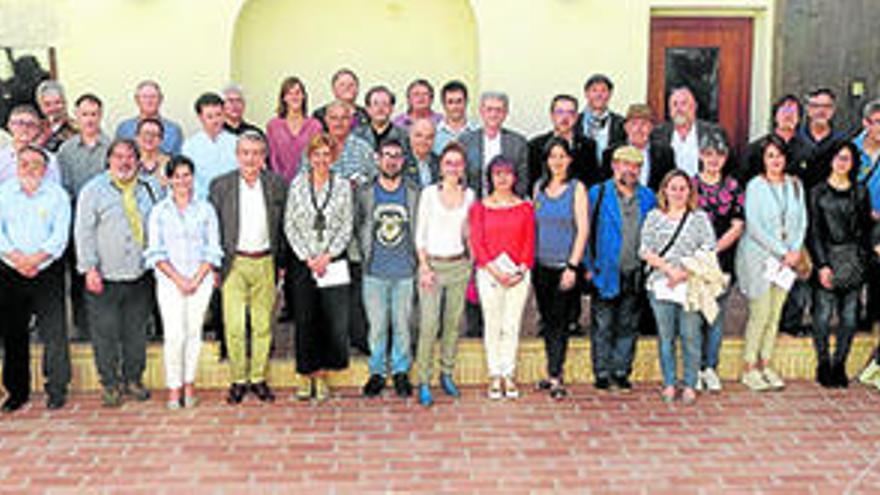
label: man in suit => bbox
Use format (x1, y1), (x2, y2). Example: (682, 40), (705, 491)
(575, 74), (627, 163)
(528, 94), (600, 191)
(209, 131), (288, 405)
(651, 86), (728, 177)
(405, 118), (439, 188)
(459, 91), (528, 198)
(602, 104), (675, 191)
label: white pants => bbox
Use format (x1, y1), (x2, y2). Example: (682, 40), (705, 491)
(156, 278), (212, 389)
(476, 268), (531, 378)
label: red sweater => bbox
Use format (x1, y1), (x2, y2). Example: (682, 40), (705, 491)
(468, 201), (535, 269)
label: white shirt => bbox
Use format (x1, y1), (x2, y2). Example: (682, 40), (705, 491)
(637, 144), (652, 186)
(0, 145), (62, 185)
(181, 130), (238, 200)
(670, 124), (699, 177)
(237, 176), (270, 252)
(483, 131), (502, 169)
(415, 184), (475, 257)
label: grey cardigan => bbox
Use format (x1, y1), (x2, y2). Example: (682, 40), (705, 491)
(354, 178), (420, 273)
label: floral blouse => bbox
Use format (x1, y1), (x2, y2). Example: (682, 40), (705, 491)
(692, 174), (744, 273)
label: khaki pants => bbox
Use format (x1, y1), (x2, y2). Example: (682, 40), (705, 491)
(743, 285), (788, 365)
(415, 258), (470, 384)
(222, 256), (275, 384)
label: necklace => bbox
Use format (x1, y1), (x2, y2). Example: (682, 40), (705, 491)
(309, 173), (334, 243)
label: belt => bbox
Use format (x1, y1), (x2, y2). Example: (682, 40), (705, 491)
(428, 253), (467, 262)
(236, 250), (271, 259)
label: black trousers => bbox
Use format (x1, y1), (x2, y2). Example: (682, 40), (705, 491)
(533, 264), (578, 378)
(348, 262), (370, 353)
(85, 276), (151, 389)
(0, 261), (70, 400)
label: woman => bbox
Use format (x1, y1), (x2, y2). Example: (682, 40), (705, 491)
(692, 132), (744, 392)
(266, 77), (323, 185)
(136, 117), (170, 188)
(283, 133), (353, 402)
(414, 142), (475, 407)
(641, 170), (717, 404)
(532, 137), (588, 399)
(808, 141), (872, 388)
(735, 135), (808, 392)
(469, 156), (535, 399)
(145, 156), (222, 409)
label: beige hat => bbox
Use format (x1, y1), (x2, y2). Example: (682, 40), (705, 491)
(625, 103), (653, 122)
(612, 145), (644, 164)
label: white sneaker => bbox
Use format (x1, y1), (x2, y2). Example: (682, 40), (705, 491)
(741, 369), (770, 391)
(858, 361), (880, 385)
(695, 370), (705, 391)
(762, 367), (785, 390)
(702, 368), (723, 392)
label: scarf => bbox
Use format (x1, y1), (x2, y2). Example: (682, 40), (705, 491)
(111, 175), (144, 247)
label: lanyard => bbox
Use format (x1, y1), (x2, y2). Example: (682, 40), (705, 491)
(309, 173), (334, 243)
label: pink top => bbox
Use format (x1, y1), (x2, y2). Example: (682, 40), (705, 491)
(469, 201), (535, 269)
(265, 116), (323, 184)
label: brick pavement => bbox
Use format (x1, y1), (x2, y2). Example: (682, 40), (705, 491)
(1, 382), (879, 494)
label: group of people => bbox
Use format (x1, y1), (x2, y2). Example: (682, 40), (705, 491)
(2, 68), (880, 414)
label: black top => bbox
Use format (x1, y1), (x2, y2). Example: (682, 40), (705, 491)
(807, 181), (876, 270)
(738, 132), (823, 190)
(527, 131), (599, 191)
(223, 120), (264, 137)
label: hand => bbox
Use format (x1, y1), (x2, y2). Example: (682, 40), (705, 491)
(418, 266), (436, 291)
(213, 270), (222, 288)
(312, 253), (331, 277)
(504, 272), (524, 287)
(782, 250), (801, 268)
(666, 267), (688, 287)
(818, 267), (834, 290)
(559, 267), (576, 291)
(85, 268), (104, 294)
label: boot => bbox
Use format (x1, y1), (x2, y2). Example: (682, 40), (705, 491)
(816, 358), (832, 388)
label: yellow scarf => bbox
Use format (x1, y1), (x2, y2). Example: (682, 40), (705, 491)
(111, 175), (144, 247)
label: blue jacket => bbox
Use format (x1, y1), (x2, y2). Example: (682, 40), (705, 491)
(583, 179), (656, 299)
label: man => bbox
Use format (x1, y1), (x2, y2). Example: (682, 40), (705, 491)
(459, 92), (529, 198)
(584, 146), (657, 391)
(312, 68), (369, 131)
(652, 86), (728, 178)
(576, 74), (626, 162)
(405, 118), (439, 188)
(528, 94), (599, 190)
(221, 84), (264, 136)
(303, 100), (377, 186)
(75, 139), (162, 407)
(0, 105), (61, 185)
(35, 80), (76, 152)
(181, 92), (238, 199)
(209, 131), (287, 405)
(433, 80), (478, 155)
(115, 80), (184, 155)
(799, 87), (848, 163)
(58, 93), (112, 198)
(855, 100), (880, 330)
(392, 79), (443, 131)
(0, 146), (72, 411)
(352, 85), (409, 153)
(602, 104), (675, 191)
(356, 138), (419, 398)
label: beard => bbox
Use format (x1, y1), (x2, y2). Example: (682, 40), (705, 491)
(380, 169), (402, 180)
(672, 113), (690, 126)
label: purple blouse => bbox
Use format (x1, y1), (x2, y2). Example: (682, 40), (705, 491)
(266, 116), (323, 184)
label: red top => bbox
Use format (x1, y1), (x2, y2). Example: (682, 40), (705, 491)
(468, 201), (535, 269)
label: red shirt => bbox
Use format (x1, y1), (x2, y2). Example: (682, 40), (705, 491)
(468, 201), (535, 269)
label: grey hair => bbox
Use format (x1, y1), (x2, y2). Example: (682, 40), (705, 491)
(35, 80), (65, 101)
(135, 79), (162, 95)
(222, 83), (245, 100)
(863, 99), (880, 120)
(480, 91), (509, 109)
(326, 99), (354, 115)
(236, 130), (267, 153)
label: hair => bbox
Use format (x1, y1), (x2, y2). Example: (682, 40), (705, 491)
(18, 144), (49, 166)
(331, 68), (359, 86)
(807, 87), (837, 101)
(135, 80), (162, 96)
(480, 91), (509, 109)
(365, 85), (396, 107)
(656, 169), (698, 212)
(106, 138), (141, 164)
(165, 154), (195, 179)
(698, 129), (729, 155)
(378, 137), (404, 153)
(75, 93), (103, 109)
(136, 117), (165, 137)
(440, 80), (468, 102)
(539, 136), (574, 190)
(759, 134), (788, 176)
(550, 94), (579, 113)
(486, 155), (518, 195)
(276, 76), (308, 117)
(771, 93), (803, 123)
(193, 92), (224, 115)
(326, 99), (353, 116)
(35, 79), (65, 101)
(9, 104), (41, 121)
(236, 130), (267, 155)
(221, 83), (245, 100)
(438, 141), (467, 184)
(584, 73), (614, 92)
(407, 79), (434, 99)
(307, 133), (335, 158)
(822, 140), (861, 184)
(862, 99), (880, 121)
(669, 86), (696, 106)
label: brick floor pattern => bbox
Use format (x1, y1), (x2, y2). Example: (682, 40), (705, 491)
(1, 382), (879, 494)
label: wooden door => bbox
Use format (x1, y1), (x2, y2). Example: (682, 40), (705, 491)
(649, 17), (753, 154)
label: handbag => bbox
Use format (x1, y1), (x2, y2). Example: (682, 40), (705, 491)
(827, 244), (864, 290)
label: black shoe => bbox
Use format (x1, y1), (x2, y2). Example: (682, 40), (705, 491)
(226, 383), (247, 404)
(568, 322), (587, 337)
(251, 381), (275, 402)
(816, 359), (832, 388)
(46, 393), (66, 410)
(278, 305), (294, 323)
(393, 373), (413, 398)
(613, 375), (632, 392)
(536, 379), (553, 391)
(2, 396), (27, 413)
(363, 374), (386, 397)
(123, 382), (151, 401)
(831, 362), (849, 388)
(594, 376), (611, 391)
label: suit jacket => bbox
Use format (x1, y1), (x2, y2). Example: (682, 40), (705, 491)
(527, 131), (600, 192)
(458, 127), (529, 198)
(601, 142), (676, 191)
(403, 152), (440, 188)
(208, 169), (288, 279)
(575, 111), (627, 151)
(650, 119), (726, 148)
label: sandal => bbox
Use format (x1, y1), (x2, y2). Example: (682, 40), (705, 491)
(488, 377), (503, 400)
(660, 385), (676, 403)
(503, 377), (520, 399)
(681, 387), (697, 405)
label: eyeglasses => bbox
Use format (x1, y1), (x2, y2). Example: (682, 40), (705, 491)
(9, 119), (39, 128)
(807, 102), (834, 109)
(553, 109), (577, 116)
(381, 152), (404, 160)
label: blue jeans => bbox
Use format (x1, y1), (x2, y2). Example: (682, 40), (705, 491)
(363, 275), (414, 376)
(590, 272), (642, 380)
(649, 293), (703, 388)
(701, 290), (729, 370)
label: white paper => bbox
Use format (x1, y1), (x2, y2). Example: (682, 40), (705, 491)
(491, 252), (521, 276)
(651, 277), (688, 305)
(764, 257), (796, 291)
(314, 259), (351, 288)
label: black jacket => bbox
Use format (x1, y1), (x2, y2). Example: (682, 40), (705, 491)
(807, 182), (877, 271)
(600, 142), (675, 191)
(739, 132), (821, 190)
(527, 131), (599, 191)
(575, 111), (627, 151)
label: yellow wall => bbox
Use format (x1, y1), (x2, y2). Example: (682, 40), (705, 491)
(0, 0), (773, 139)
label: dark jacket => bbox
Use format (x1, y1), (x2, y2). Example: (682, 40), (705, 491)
(575, 111), (627, 151)
(739, 132), (821, 190)
(527, 131), (600, 191)
(403, 152), (440, 188)
(459, 127), (529, 198)
(601, 142), (675, 191)
(807, 181), (876, 272)
(208, 169), (288, 279)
